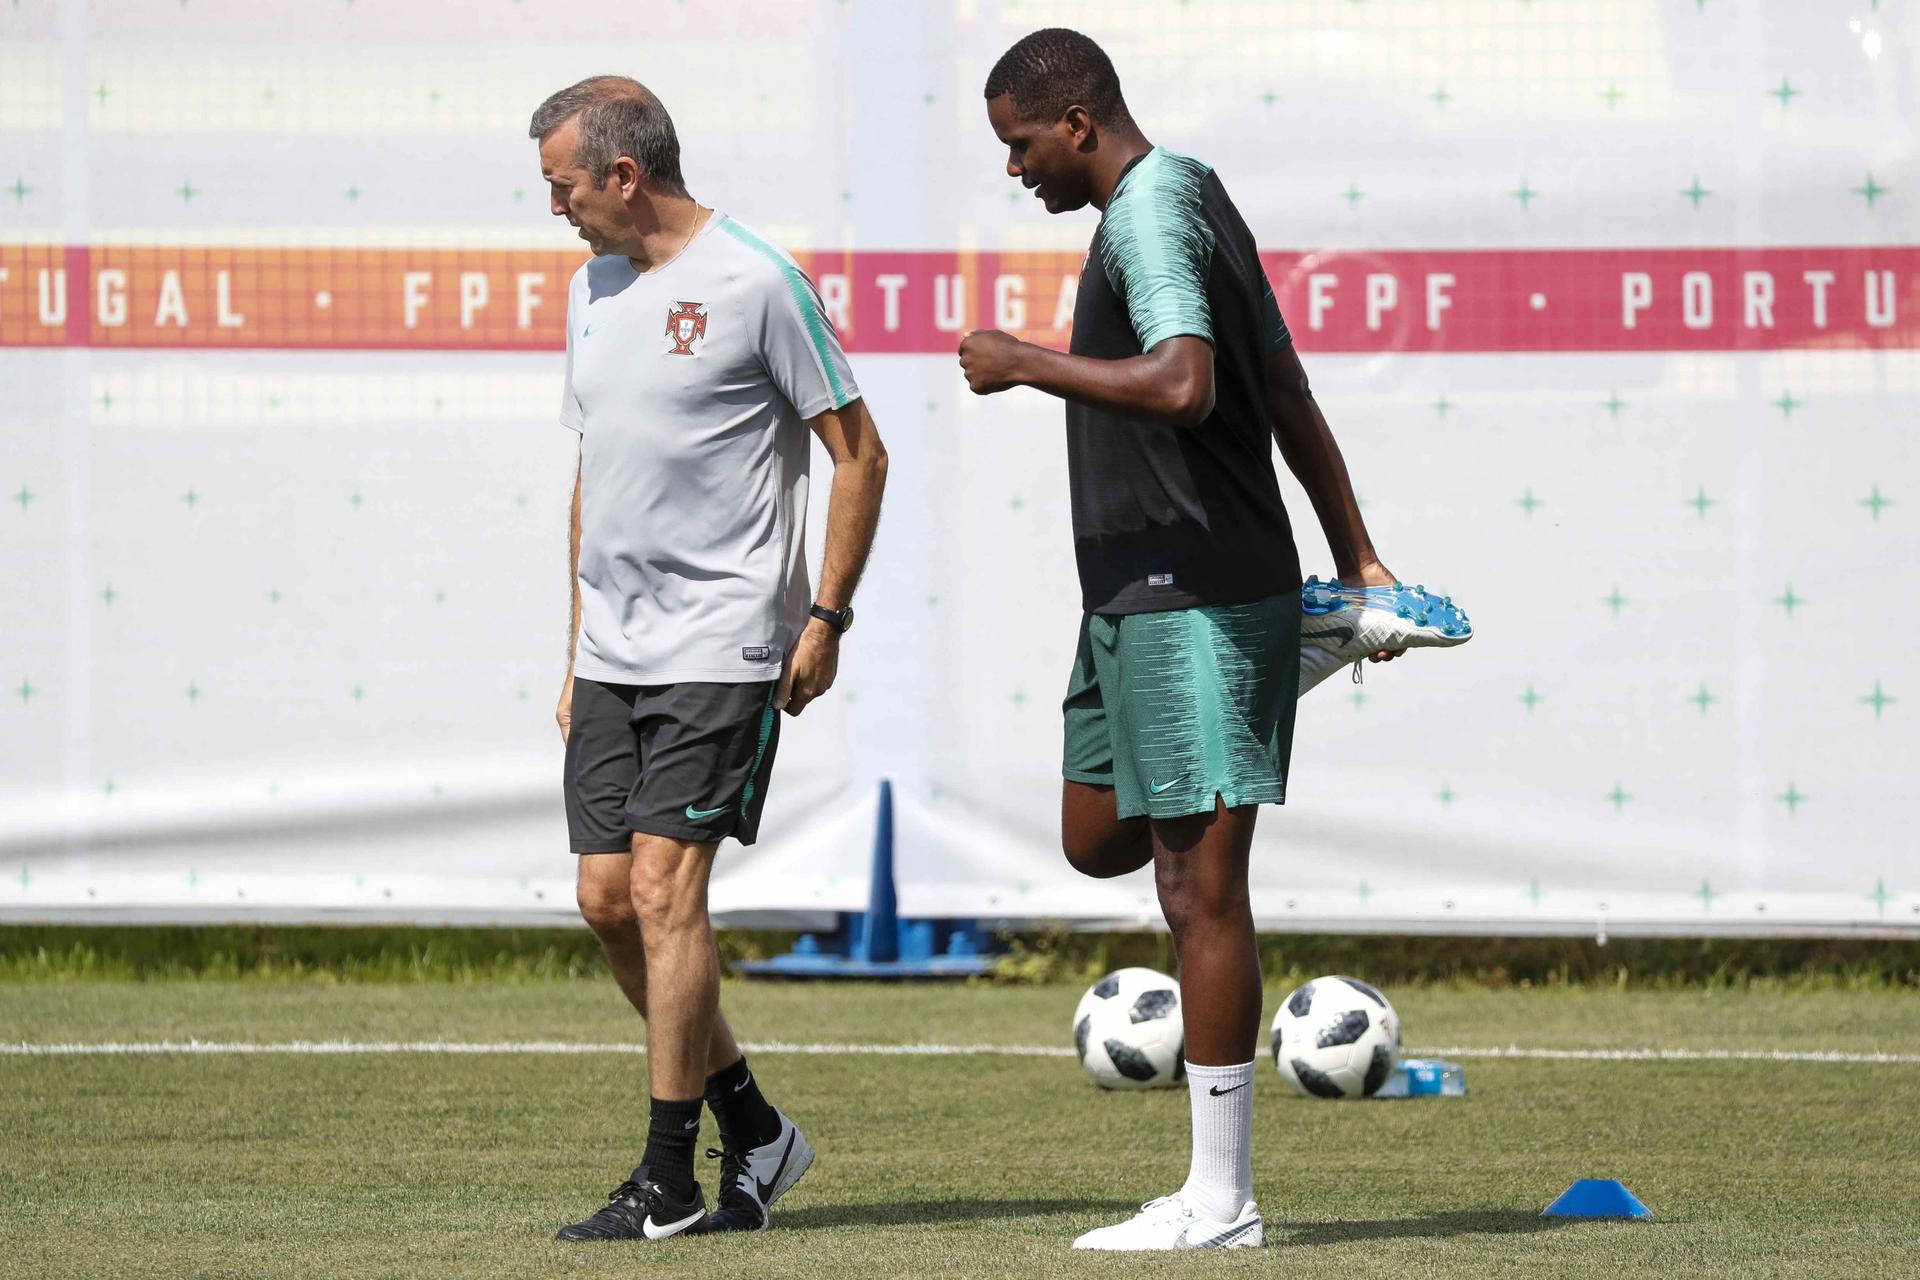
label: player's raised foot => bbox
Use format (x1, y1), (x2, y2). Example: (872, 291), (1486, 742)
(553, 1167), (707, 1242)
(1072, 1192), (1263, 1251)
(1297, 574), (1475, 697)
(701, 1110), (816, 1232)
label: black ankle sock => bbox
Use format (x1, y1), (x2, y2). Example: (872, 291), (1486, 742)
(703, 1056), (782, 1149)
(639, 1096), (703, 1198)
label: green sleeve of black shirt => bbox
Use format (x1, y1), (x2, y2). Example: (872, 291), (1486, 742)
(1259, 277), (1292, 351)
(1099, 148), (1217, 351)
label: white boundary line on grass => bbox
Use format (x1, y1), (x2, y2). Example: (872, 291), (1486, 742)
(2, 1040), (1916, 1064)
(1424, 1045), (1920, 1065)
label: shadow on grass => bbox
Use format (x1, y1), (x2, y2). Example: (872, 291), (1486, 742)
(777, 1198), (1140, 1231)
(1278, 1209), (1571, 1247)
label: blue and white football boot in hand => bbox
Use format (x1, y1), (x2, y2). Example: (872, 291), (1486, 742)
(1072, 1192), (1263, 1251)
(1297, 575), (1474, 697)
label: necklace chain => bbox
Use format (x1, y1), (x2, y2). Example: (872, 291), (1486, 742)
(647, 206), (704, 272)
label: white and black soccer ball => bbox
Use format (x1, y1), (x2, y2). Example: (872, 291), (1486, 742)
(1072, 967), (1185, 1090)
(1270, 975), (1401, 1099)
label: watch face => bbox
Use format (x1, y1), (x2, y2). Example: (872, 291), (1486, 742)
(840, 606), (854, 632)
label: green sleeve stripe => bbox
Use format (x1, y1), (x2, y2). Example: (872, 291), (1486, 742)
(720, 218), (853, 410)
(1260, 278), (1292, 351)
(1100, 148), (1216, 351)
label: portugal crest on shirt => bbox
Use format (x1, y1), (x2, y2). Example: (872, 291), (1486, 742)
(665, 300), (708, 355)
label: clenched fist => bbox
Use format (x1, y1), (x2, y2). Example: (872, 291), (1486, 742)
(958, 329), (1029, 395)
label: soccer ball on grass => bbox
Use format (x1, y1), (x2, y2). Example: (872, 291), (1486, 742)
(1072, 967), (1185, 1090)
(1270, 974), (1401, 1099)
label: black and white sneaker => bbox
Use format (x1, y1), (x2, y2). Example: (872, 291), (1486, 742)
(702, 1111), (815, 1232)
(553, 1166), (707, 1242)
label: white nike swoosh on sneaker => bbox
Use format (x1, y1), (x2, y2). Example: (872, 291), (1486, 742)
(641, 1207), (706, 1240)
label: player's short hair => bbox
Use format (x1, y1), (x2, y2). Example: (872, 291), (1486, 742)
(528, 75), (689, 197)
(983, 28), (1131, 126)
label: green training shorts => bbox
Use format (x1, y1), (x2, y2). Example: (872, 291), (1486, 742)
(1062, 590), (1301, 821)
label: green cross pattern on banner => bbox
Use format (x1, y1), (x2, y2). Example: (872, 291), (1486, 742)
(0, 2), (1912, 937)
(1859, 681), (1896, 720)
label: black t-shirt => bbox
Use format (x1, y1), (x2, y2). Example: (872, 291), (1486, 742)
(1065, 147), (1301, 615)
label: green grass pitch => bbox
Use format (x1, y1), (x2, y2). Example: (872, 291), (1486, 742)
(4, 981), (1918, 1278)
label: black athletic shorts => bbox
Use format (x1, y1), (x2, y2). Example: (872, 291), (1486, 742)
(563, 677), (781, 853)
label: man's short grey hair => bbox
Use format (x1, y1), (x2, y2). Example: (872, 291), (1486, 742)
(528, 75), (688, 197)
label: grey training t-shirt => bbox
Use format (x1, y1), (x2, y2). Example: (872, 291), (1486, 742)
(560, 213), (860, 685)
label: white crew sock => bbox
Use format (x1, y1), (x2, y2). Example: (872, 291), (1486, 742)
(1180, 1059), (1255, 1223)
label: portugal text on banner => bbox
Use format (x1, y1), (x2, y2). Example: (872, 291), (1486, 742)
(0, 244), (1913, 353)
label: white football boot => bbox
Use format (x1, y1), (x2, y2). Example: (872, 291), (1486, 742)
(703, 1109), (815, 1232)
(1072, 1192), (1264, 1251)
(1297, 574), (1474, 697)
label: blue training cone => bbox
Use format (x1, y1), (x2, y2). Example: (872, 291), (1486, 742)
(1542, 1179), (1653, 1219)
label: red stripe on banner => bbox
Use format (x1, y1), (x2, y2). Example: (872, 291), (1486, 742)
(0, 244), (1913, 353)
(1262, 247), (1918, 353)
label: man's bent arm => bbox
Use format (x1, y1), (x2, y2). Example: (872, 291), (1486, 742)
(809, 396), (889, 609)
(1265, 345), (1386, 582)
(962, 332), (1214, 429)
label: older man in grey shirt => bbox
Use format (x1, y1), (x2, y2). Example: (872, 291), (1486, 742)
(531, 75), (887, 1243)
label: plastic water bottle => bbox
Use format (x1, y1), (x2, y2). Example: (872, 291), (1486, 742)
(1372, 1057), (1468, 1099)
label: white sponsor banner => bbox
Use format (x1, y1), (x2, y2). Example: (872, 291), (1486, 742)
(1, 2), (1914, 935)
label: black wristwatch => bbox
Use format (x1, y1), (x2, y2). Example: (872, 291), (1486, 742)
(809, 603), (855, 634)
